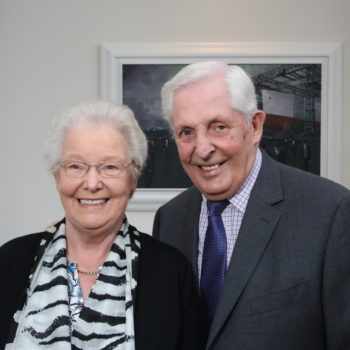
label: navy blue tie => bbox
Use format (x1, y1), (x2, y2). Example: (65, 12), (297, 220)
(200, 200), (229, 327)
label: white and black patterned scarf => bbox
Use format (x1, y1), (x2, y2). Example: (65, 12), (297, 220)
(6, 218), (140, 349)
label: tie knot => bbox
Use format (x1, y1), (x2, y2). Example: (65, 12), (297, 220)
(207, 200), (229, 216)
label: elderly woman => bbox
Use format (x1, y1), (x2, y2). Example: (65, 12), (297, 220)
(0, 101), (204, 349)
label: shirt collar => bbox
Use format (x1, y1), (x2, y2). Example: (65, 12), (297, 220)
(202, 148), (262, 213)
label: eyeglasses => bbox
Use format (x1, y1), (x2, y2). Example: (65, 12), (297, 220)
(58, 160), (132, 178)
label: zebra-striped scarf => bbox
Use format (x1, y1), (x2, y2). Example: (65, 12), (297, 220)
(6, 218), (140, 349)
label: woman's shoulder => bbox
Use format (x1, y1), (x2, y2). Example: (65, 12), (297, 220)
(0, 232), (45, 262)
(0, 233), (46, 304)
(1, 232), (44, 250)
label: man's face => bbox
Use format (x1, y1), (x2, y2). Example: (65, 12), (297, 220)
(172, 75), (265, 201)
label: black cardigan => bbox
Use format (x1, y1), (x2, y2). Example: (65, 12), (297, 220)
(0, 231), (204, 350)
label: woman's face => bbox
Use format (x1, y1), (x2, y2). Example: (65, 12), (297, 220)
(55, 124), (136, 237)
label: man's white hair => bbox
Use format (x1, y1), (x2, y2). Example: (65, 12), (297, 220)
(161, 61), (257, 130)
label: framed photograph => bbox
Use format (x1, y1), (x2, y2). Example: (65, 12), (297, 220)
(100, 42), (343, 210)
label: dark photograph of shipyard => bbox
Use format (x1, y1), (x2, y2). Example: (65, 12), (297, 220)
(123, 63), (321, 188)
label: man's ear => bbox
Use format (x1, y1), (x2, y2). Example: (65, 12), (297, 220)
(251, 110), (266, 143)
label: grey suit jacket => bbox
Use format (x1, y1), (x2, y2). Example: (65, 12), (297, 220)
(153, 151), (350, 350)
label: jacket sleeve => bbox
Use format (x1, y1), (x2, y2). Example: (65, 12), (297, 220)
(323, 195), (350, 349)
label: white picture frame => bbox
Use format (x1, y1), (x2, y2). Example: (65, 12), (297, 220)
(100, 42), (343, 211)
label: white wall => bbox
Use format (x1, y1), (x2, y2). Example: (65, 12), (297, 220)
(1, 0), (349, 245)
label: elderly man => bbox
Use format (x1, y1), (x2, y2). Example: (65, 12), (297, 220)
(153, 61), (350, 350)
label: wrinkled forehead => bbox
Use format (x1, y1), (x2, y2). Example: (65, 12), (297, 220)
(174, 70), (227, 98)
(177, 76), (229, 106)
(173, 75), (231, 113)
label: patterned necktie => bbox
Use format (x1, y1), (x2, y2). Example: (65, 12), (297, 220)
(200, 199), (229, 327)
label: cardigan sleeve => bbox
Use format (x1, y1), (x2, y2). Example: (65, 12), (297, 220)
(0, 233), (43, 348)
(134, 233), (205, 350)
(177, 250), (206, 350)
(0, 242), (7, 348)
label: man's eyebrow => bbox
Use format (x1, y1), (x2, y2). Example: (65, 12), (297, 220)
(174, 123), (193, 129)
(207, 116), (227, 124)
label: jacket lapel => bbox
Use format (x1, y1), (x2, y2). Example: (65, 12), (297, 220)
(206, 152), (284, 349)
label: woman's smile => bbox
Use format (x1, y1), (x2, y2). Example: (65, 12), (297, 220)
(78, 198), (109, 206)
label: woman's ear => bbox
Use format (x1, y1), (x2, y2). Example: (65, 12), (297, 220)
(129, 178), (138, 198)
(54, 172), (61, 190)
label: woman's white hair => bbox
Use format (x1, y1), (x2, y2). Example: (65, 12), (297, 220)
(45, 100), (148, 181)
(161, 61), (257, 129)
